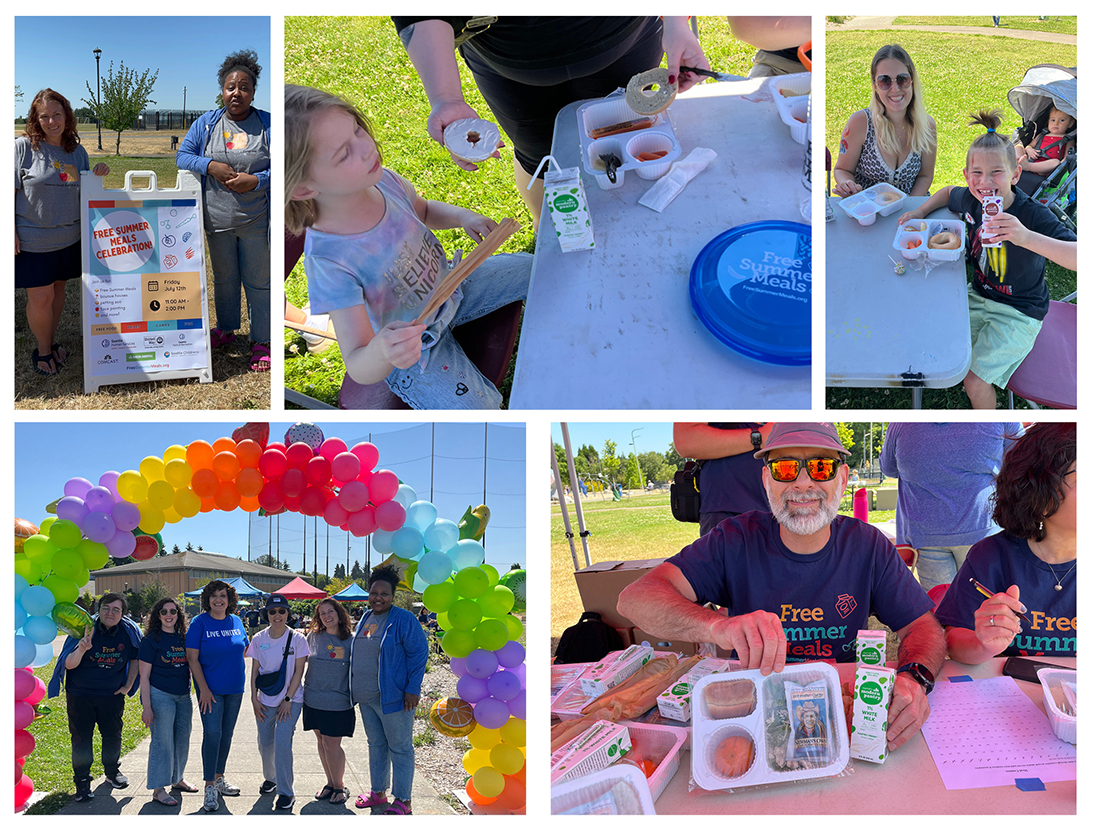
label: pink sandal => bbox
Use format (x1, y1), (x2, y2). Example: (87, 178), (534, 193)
(250, 342), (271, 372)
(383, 799), (412, 815)
(211, 327), (236, 349)
(355, 791), (388, 809)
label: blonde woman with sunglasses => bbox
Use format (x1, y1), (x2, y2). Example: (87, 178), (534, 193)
(833, 44), (937, 197)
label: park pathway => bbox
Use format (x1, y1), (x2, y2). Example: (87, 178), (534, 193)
(827, 16), (1077, 46)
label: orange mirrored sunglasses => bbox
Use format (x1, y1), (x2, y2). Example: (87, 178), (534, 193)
(766, 457), (841, 482)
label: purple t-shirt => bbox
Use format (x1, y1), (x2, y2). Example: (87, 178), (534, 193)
(667, 513), (933, 662)
(935, 531), (1076, 657)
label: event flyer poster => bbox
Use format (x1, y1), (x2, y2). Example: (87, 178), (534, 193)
(85, 198), (209, 377)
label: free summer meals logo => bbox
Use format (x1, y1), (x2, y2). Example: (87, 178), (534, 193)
(835, 594), (857, 619)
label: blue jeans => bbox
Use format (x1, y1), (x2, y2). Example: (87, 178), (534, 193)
(256, 702), (302, 795)
(385, 252), (531, 409)
(147, 686), (192, 790)
(358, 700), (414, 802)
(198, 692), (242, 781)
(916, 545), (972, 593)
(206, 220), (270, 343)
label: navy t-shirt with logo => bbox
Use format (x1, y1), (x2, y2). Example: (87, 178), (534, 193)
(139, 630), (192, 696)
(67, 624), (138, 696)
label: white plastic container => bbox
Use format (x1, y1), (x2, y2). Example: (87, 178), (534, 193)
(892, 219), (966, 262)
(619, 722), (688, 803)
(577, 94), (682, 189)
(691, 663), (849, 791)
(551, 764), (655, 815)
(771, 73), (811, 145)
(838, 182), (906, 225)
(1037, 666), (1077, 744)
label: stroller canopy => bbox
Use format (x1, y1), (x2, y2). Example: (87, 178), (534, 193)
(1008, 64), (1077, 122)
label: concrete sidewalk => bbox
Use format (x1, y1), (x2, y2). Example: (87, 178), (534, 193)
(50, 699), (455, 816)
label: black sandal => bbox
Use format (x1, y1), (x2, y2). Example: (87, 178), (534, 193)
(51, 342), (68, 366)
(315, 784), (335, 800)
(32, 349), (59, 376)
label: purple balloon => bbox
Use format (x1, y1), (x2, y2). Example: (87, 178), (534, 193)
(487, 669), (522, 702)
(111, 500), (141, 532)
(57, 496), (89, 525)
(507, 663), (527, 687)
(473, 696), (511, 730)
(496, 640), (525, 669)
(98, 471), (121, 499)
(84, 486), (116, 513)
(64, 477), (94, 499)
(466, 648), (499, 680)
(449, 657), (468, 678)
(82, 510), (117, 543)
(456, 674), (490, 704)
(105, 527), (137, 558)
(509, 690), (526, 720)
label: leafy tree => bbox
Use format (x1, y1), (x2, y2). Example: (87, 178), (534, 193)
(665, 444), (687, 473)
(133, 579), (172, 618)
(625, 454), (643, 489)
(638, 451), (673, 485)
(16, 85), (24, 102)
(553, 442), (569, 487)
(601, 440), (620, 482)
(255, 553), (290, 571)
(82, 60), (159, 155)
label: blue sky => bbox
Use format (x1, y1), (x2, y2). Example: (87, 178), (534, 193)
(15, 422), (526, 576)
(15, 17), (271, 116)
(551, 422), (677, 460)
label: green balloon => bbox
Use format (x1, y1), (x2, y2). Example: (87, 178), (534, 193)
(473, 618), (508, 651)
(453, 566), (489, 599)
(44, 574), (79, 604)
(478, 585), (515, 618)
(14, 554), (43, 585)
(479, 564), (499, 587)
(51, 549), (85, 581)
(52, 602), (93, 638)
(22, 534), (58, 561)
(499, 569), (526, 613)
(77, 539), (109, 571)
(447, 599), (483, 631)
(423, 581), (458, 614)
(503, 614), (524, 641)
(441, 628), (476, 658)
(48, 519), (82, 549)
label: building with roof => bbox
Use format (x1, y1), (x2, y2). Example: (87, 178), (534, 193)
(90, 551), (311, 597)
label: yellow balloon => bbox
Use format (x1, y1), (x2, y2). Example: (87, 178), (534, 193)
(117, 470), (148, 504)
(162, 444), (187, 463)
(163, 506), (183, 524)
(500, 717), (525, 747)
(468, 725), (502, 751)
(462, 748), (492, 776)
(137, 502), (166, 534)
(147, 479), (176, 511)
(164, 458), (193, 489)
(174, 487), (201, 518)
(472, 767), (505, 799)
(139, 456), (166, 482)
(490, 743), (525, 776)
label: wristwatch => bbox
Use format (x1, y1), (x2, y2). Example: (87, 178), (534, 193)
(284, 696), (292, 703)
(896, 662), (935, 695)
(750, 428), (763, 450)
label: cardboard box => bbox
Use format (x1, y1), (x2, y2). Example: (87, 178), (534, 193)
(580, 644), (654, 697)
(573, 558), (667, 629)
(550, 720), (632, 784)
(856, 630), (888, 667)
(629, 628), (698, 657)
(656, 658), (736, 722)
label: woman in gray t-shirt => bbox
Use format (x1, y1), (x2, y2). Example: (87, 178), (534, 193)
(303, 599), (355, 805)
(15, 89), (109, 375)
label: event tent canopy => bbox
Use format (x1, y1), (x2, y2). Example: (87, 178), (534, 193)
(331, 582), (370, 601)
(184, 576), (265, 598)
(275, 576), (327, 600)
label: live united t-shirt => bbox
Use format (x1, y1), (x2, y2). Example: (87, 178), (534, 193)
(935, 531), (1076, 657)
(138, 630), (191, 696)
(667, 512), (933, 662)
(185, 613), (249, 695)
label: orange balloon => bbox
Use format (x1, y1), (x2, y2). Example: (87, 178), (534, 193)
(239, 495), (261, 513)
(236, 466), (264, 498)
(235, 439), (263, 469)
(465, 778), (497, 807)
(187, 440), (215, 471)
(514, 764), (525, 786)
(495, 776), (525, 811)
(214, 480), (241, 511)
(191, 468), (219, 498)
(200, 496), (216, 513)
(212, 451), (240, 482)
(212, 437), (237, 455)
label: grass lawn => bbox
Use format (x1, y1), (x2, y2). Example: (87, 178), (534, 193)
(283, 17), (768, 407)
(825, 29), (1077, 410)
(891, 17), (1077, 36)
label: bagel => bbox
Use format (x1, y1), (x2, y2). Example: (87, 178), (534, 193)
(929, 231), (961, 250)
(442, 118), (501, 163)
(877, 191), (901, 205)
(626, 68), (677, 116)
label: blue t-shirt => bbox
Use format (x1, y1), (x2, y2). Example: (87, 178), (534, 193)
(667, 512), (933, 662)
(66, 624), (138, 696)
(698, 423), (769, 516)
(139, 630), (192, 696)
(935, 531), (1076, 657)
(185, 613), (248, 695)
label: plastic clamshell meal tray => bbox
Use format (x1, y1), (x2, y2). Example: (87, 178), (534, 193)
(1037, 667), (1077, 744)
(690, 663), (849, 791)
(551, 763), (655, 815)
(620, 722), (688, 803)
(577, 95), (682, 189)
(771, 74), (811, 145)
(838, 182), (906, 225)
(892, 219), (966, 262)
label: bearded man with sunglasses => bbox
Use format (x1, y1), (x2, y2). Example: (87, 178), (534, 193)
(618, 422), (944, 750)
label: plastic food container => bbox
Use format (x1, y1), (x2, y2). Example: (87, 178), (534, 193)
(838, 182), (906, 225)
(1037, 666), (1076, 744)
(552, 662), (594, 705)
(577, 94), (682, 189)
(551, 763), (655, 815)
(618, 722), (688, 803)
(771, 73), (811, 145)
(892, 219), (966, 261)
(690, 663), (849, 791)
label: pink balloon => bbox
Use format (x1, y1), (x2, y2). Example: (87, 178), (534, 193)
(331, 452), (361, 484)
(258, 481), (286, 513)
(338, 480), (369, 513)
(64, 477), (94, 498)
(259, 447), (288, 479)
(286, 441), (314, 470)
(112, 500), (142, 532)
(105, 527), (137, 558)
(375, 499), (407, 532)
(351, 442), (380, 473)
(98, 471), (121, 500)
(14, 670), (35, 701)
(369, 469), (400, 503)
(347, 506), (378, 537)
(319, 437), (348, 462)
(14, 700), (34, 730)
(305, 456), (332, 486)
(25, 676), (46, 706)
(300, 486), (327, 516)
(280, 468), (307, 498)
(323, 499), (350, 527)
(15, 773), (33, 811)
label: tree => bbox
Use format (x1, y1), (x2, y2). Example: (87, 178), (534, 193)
(333, 563), (346, 580)
(186, 542), (194, 551)
(510, 563), (522, 571)
(16, 85), (24, 102)
(350, 560), (363, 580)
(255, 553), (290, 571)
(601, 440), (620, 483)
(638, 451), (673, 485)
(625, 454), (642, 489)
(82, 61), (159, 155)
(171, 544), (182, 555)
(665, 444), (687, 473)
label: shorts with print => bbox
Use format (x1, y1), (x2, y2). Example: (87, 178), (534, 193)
(967, 285), (1043, 388)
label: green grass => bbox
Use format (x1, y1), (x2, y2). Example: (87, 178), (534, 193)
(892, 17), (1077, 36)
(283, 17), (762, 407)
(825, 29), (1077, 410)
(94, 158), (187, 190)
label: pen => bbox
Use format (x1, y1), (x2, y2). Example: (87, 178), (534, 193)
(968, 577), (1032, 625)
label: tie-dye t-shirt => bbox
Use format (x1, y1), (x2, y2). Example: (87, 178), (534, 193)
(304, 169), (452, 333)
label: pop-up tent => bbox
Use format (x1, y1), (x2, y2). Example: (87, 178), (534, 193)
(330, 582), (370, 602)
(275, 576), (327, 600)
(185, 576), (265, 598)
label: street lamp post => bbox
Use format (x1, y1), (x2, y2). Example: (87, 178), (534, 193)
(630, 427), (645, 490)
(183, 86), (187, 129)
(93, 48), (102, 151)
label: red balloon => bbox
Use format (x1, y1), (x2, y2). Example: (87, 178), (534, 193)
(305, 456), (332, 487)
(299, 486), (327, 516)
(466, 777), (497, 806)
(14, 729), (35, 759)
(215, 480), (241, 511)
(283, 494), (301, 513)
(338, 480), (369, 513)
(200, 496), (216, 513)
(369, 469), (399, 503)
(357, 468), (375, 488)
(286, 442), (314, 470)
(258, 480), (285, 513)
(15, 773), (34, 810)
(347, 506), (378, 537)
(235, 439), (263, 469)
(267, 441), (287, 453)
(236, 467), (264, 498)
(331, 451), (361, 484)
(323, 499), (350, 527)
(280, 468), (307, 498)
(495, 775), (525, 811)
(375, 499), (406, 532)
(259, 447), (288, 479)
(319, 437), (348, 462)
(352, 442), (380, 473)
(191, 467), (219, 498)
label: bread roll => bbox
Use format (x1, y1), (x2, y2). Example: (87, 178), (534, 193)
(703, 680), (756, 719)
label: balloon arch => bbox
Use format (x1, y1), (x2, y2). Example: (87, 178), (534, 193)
(14, 422), (526, 813)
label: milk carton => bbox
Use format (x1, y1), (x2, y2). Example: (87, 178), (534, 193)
(532, 155), (596, 252)
(982, 192), (1004, 247)
(856, 629), (887, 667)
(580, 644), (654, 697)
(550, 720), (632, 784)
(656, 657), (735, 722)
(849, 665), (895, 764)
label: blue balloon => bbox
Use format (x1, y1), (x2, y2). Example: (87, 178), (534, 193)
(423, 519), (459, 553)
(394, 484), (418, 509)
(31, 641), (55, 668)
(418, 551), (454, 585)
(15, 573), (30, 601)
(21, 584), (57, 617)
(15, 635), (37, 669)
(451, 538), (486, 570)
(16, 600), (28, 630)
(407, 500), (438, 531)
(391, 526), (425, 560)
(24, 615), (58, 645)
(371, 528), (396, 555)
(412, 572), (429, 593)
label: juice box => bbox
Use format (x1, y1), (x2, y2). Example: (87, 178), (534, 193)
(656, 657), (736, 722)
(856, 630), (887, 667)
(580, 644), (654, 697)
(550, 720), (632, 784)
(849, 665), (895, 764)
(981, 192), (1004, 247)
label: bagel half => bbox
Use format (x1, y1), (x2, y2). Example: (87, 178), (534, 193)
(928, 231), (961, 250)
(443, 118), (501, 163)
(626, 68), (677, 116)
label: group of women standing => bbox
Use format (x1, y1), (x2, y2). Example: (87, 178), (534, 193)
(15, 48), (270, 379)
(55, 567), (428, 814)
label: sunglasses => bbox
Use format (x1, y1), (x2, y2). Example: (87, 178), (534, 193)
(875, 74), (912, 92)
(268, 608), (288, 615)
(766, 457), (842, 483)
(159, 608), (178, 615)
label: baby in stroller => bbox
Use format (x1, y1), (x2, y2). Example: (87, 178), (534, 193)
(1016, 105), (1075, 179)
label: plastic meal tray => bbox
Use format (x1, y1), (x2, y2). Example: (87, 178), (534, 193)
(576, 94), (682, 189)
(837, 182), (906, 225)
(892, 218), (966, 262)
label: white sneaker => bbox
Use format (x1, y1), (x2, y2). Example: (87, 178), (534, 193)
(203, 785), (219, 812)
(215, 777), (241, 796)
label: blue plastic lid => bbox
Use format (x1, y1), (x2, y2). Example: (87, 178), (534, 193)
(689, 220), (811, 366)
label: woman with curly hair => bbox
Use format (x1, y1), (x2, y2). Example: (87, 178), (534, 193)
(15, 88), (109, 375)
(303, 598), (355, 804)
(176, 49), (271, 371)
(139, 597), (196, 806)
(936, 423), (1076, 664)
(833, 44), (937, 196)
(185, 580), (249, 811)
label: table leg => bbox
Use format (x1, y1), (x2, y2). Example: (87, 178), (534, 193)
(911, 387), (923, 409)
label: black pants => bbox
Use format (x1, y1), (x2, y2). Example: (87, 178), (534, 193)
(67, 693), (125, 784)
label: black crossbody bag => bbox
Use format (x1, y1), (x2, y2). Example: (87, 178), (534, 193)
(255, 633), (293, 693)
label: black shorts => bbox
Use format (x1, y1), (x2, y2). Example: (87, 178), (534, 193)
(15, 240), (82, 290)
(302, 703), (356, 738)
